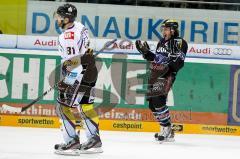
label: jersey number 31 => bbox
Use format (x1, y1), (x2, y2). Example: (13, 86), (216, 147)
(67, 47), (75, 55)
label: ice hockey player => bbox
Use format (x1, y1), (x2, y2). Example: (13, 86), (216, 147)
(135, 19), (188, 143)
(53, 3), (102, 155)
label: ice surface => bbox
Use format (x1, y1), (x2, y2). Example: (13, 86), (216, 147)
(0, 126), (239, 159)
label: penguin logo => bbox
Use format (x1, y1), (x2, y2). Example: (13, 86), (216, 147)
(68, 7), (72, 12)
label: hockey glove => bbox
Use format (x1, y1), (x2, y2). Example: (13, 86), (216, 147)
(135, 40), (155, 61)
(57, 80), (69, 91)
(85, 48), (93, 55)
(136, 40), (149, 54)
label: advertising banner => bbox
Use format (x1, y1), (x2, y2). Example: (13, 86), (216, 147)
(0, 49), (233, 133)
(0, 35), (17, 48)
(1, 34), (240, 61)
(1, 115), (240, 135)
(187, 44), (240, 60)
(17, 35), (58, 50)
(26, 1), (240, 45)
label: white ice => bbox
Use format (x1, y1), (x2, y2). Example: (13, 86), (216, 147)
(0, 126), (239, 159)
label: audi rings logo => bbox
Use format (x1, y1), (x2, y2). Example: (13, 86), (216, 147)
(213, 48), (232, 55)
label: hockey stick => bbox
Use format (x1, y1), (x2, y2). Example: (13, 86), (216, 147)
(1, 38), (117, 113)
(95, 38), (117, 56)
(2, 85), (57, 113)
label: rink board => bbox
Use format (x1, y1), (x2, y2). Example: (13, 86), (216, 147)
(0, 48), (240, 135)
(0, 115), (240, 136)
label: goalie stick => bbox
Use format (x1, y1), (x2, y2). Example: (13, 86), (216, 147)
(1, 38), (117, 113)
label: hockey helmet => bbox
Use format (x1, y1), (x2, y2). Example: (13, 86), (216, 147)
(161, 19), (179, 31)
(56, 3), (77, 22)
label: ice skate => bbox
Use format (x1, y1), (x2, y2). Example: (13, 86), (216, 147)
(154, 125), (175, 143)
(54, 137), (81, 156)
(79, 135), (103, 154)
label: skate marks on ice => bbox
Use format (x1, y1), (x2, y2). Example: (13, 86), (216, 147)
(0, 127), (240, 159)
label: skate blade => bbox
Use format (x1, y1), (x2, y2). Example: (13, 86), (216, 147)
(54, 149), (81, 156)
(80, 147), (103, 154)
(158, 138), (175, 144)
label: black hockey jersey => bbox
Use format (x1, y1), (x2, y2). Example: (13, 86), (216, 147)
(154, 37), (188, 73)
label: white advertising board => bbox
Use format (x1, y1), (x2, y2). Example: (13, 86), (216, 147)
(26, 1), (240, 45)
(1, 34), (240, 60)
(0, 34), (17, 48)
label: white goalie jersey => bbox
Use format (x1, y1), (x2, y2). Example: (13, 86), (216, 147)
(58, 21), (90, 85)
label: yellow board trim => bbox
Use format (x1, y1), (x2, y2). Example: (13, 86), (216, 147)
(0, 115), (240, 136)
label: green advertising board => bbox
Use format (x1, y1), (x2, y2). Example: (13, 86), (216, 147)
(0, 52), (230, 115)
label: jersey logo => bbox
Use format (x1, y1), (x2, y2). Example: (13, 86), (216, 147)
(174, 39), (182, 48)
(157, 47), (167, 53)
(64, 32), (74, 40)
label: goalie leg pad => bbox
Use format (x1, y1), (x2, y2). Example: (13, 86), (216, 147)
(56, 104), (79, 143)
(78, 104), (100, 139)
